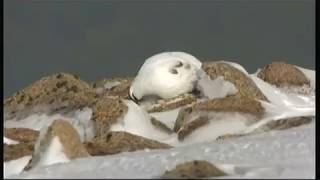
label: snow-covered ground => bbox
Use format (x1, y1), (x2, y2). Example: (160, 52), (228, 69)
(6, 121), (315, 179)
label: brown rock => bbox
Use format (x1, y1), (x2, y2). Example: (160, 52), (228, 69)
(173, 96), (264, 140)
(92, 77), (134, 99)
(202, 62), (268, 101)
(150, 117), (174, 134)
(162, 160), (227, 179)
(4, 128), (39, 143)
(257, 61), (310, 87)
(26, 119), (89, 169)
(193, 96), (265, 118)
(91, 96), (128, 136)
(4, 73), (97, 120)
(177, 116), (209, 141)
(84, 131), (172, 156)
(259, 116), (313, 132)
(146, 93), (197, 113)
(4, 142), (34, 162)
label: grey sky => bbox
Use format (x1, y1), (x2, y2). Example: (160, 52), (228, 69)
(4, 0), (315, 98)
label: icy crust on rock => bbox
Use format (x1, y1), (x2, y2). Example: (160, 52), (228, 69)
(10, 122), (315, 179)
(4, 107), (94, 142)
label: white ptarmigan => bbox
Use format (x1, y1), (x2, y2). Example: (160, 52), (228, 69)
(129, 52), (202, 101)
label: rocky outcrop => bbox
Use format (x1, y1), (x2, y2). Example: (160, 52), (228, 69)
(202, 62), (268, 101)
(91, 96), (128, 136)
(84, 131), (172, 156)
(162, 160), (227, 179)
(150, 117), (174, 134)
(4, 73), (97, 120)
(257, 62), (310, 87)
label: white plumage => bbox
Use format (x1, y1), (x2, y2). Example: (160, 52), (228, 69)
(129, 52), (202, 101)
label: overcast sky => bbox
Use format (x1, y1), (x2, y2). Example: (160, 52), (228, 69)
(4, 0), (315, 98)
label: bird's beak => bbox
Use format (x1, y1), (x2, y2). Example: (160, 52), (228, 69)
(128, 91), (140, 104)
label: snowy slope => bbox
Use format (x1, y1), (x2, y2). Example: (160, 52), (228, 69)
(9, 122), (315, 179)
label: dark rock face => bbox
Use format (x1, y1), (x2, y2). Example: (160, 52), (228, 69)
(4, 73), (97, 120)
(202, 62), (268, 101)
(162, 160), (227, 179)
(257, 61), (310, 87)
(91, 96), (128, 136)
(84, 131), (172, 156)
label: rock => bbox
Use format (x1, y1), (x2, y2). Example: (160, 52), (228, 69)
(150, 117), (174, 134)
(92, 77), (134, 99)
(4, 142), (34, 162)
(4, 128), (39, 143)
(217, 116), (314, 141)
(84, 131), (172, 156)
(177, 116), (209, 141)
(193, 96), (265, 118)
(4, 73), (98, 120)
(174, 96), (265, 134)
(26, 119), (89, 169)
(91, 96), (128, 136)
(202, 62), (268, 101)
(258, 116), (313, 132)
(162, 160), (227, 179)
(145, 93), (197, 113)
(257, 61), (310, 87)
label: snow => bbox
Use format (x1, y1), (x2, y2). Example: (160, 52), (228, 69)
(110, 100), (171, 142)
(197, 69), (238, 99)
(4, 156), (32, 178)
(150, 108), (181, 130)
(4, 137), (19, 145)
(9, 122), (315, 179)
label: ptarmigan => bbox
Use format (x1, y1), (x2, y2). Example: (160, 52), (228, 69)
(129, 52), (202, 101)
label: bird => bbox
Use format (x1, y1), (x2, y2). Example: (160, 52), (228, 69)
(129, 52), (202, 102)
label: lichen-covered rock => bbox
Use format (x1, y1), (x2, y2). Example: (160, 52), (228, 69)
(202, 62), (268, 101)
(84, 131), (172, 156)
(92, 77), (134, 99)
(162, 160), (227, 179)
(91, 96), (128, 136)
(4, 73), (98, 120)
(26, 120), (89, 169)
(145, 93), (197, 113)
(174, 96), (265, 134)
(4, 128), (39, 143)
(4, 142), (34, 161)
(257, 61), (310, 87)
